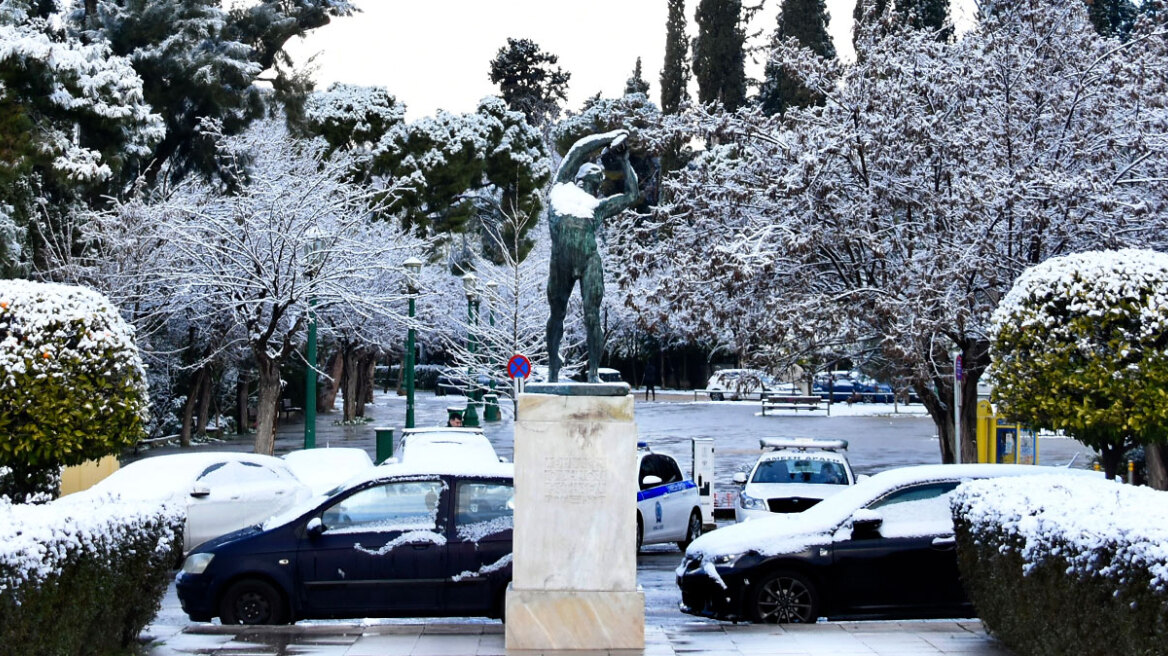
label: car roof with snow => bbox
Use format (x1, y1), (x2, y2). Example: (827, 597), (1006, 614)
(690, 464), (1104, 559)
(81, 451), (296, 500)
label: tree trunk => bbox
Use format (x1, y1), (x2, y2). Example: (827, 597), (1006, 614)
(919, 378), (958, 464)
(1099, 442), (1122, 480)
(235, 373), (249, 436)
(1146, 443), (1168, 490)
(196, 367), (213, 437)
(179, 369), (205, 448)
(342, 345), (358, 422)
(319, 351), (342, 413)
(254, 355), (282, 455)
(958, 341), (992, 464)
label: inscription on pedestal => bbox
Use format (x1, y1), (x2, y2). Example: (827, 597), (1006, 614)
(542, 456), (605, 504)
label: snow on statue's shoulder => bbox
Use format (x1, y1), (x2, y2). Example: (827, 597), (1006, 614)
(550, 182), (599, 219)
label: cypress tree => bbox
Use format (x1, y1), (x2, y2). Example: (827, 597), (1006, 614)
(692, 0), (747, 111)
(625, 57), (651, 96)
(759, 0), (835, 116)
(1084, 0), (1137, 38)
(853, 0), (949, 47)
(660, 0), (689, 114)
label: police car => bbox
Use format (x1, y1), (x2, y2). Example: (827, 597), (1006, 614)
(732, 438), (857, 522)
(636, 443), (703, 551)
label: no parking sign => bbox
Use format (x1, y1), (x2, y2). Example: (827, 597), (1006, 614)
(507, 354), (531, 379)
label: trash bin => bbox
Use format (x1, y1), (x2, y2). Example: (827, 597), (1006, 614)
(374, 426), (394, 464)
(484, 393), (501, 422)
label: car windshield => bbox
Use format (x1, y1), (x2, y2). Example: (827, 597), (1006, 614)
(753, 458), (847, 485)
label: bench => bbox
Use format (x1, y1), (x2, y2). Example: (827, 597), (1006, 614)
(760, 394), (823, 414)
(278, 398), (304, 419)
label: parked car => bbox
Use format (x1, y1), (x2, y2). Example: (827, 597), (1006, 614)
(176, 460), (515, 624)
(395, 427), (503, 465)
(598, 367), (624, 383)
(705, 369), (797, 401)
(282, 447), (373, 496)
(733, 438), (857, 522)
(66, 452), (312, 553)
(677, 464), (1102, 624)
(637, 443), (703, 551)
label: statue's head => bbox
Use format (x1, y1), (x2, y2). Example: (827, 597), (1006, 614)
(574, 162), (604, 195)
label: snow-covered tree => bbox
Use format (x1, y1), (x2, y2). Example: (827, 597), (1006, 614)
(72, 120), (429, 455)
(989, 250), (1168, 483)
(488, 37), (571, 126)
(647, 0), (1168, 463)
(660, 0), (690, 115)
(0, 5), (163, 276)
(625, 57), (650, 96)
(0, 280), (148, 502)
(759, 0), (836, 115)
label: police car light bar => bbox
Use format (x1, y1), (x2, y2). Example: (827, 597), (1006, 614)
(760, 437), (849, 452)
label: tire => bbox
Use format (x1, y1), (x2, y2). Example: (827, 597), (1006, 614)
(677, 510), (703, 551)
(751, 569), (820, 624)
(636, 513), (644, 552)
(711, 392), (724, 401)
(219, 579), (289, 625)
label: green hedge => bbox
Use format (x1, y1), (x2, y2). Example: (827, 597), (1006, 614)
(953, 475), (1168, 656)
(0, 496), (182, 655)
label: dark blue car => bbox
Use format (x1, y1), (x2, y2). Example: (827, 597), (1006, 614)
(176, 462), (514, 624)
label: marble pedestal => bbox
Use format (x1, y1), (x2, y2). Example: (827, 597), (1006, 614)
(505, 386), (644, 651)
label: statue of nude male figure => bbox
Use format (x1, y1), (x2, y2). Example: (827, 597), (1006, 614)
(545, 129), (639, 383)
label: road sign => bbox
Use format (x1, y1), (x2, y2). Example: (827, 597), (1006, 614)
(508, 353), (532, 379)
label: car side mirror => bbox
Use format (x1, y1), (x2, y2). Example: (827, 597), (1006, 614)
(190, 484), (210, 498)
(642, 475), (663, 487)
(306, 517), (324, 538)
(856, 474), (870, 482)
(850, 509), (883, 537)
(732, 472), (748, 485)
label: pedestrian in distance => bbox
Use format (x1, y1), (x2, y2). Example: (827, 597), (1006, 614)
(643, 361), (658, 401)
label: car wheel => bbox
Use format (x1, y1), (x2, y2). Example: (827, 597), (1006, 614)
(636, 513), (644, 552)
(711, 392), (724, 401)
(677, 510), (703, 551)
(219, 579), (289, 625)
(751, 569), (820, 624)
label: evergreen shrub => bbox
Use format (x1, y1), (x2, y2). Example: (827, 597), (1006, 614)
(953, 476), (1168, 656)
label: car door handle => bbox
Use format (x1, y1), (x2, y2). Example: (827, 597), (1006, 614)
(411, 543), (431, 550)
(932, 536), (956, 550)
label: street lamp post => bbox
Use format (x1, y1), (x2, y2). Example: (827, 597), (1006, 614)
(404, 257), (423, 429)
(484, 280), (500, 422)
(462, 272), (480, 427)
(304, 228), (325, 450)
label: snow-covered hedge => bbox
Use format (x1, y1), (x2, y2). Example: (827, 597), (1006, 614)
(0, 496), (182, 654)
(953, 476), (1168, 656)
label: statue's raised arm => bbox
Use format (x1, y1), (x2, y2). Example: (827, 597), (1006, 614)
(554, 129), (628, 184)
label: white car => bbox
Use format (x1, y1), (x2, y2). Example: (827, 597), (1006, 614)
(636, 443), (703, 551)
(706, 369), (798, 401)
(282, 447), (373, 495)
(733, 438), (857, 522)
(66, 452), (312, 553)
(395, 427), (504, 465)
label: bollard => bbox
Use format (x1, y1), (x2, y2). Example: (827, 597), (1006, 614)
(1128, 460), (1135, 485)
(484, 393), (501, 422)
(374, 426), (394, 464)
(1093, 462), (1100, 472)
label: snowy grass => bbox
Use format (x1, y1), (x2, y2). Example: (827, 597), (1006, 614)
(953, 475), (1168, 655)
(0, 495), (182, 654)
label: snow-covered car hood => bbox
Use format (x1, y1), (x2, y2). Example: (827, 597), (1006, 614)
(743, 482), (848, 502)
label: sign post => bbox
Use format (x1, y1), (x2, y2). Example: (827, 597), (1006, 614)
(954, 353), (963, 463)
(508, 353), (532, 403)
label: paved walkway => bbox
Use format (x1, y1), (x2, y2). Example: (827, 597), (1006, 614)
(142, 619), (1013, 656)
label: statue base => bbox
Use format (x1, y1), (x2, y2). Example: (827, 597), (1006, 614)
(504, 389), (643, 651)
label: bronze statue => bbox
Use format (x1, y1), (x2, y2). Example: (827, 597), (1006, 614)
(546, 130), (639, 383)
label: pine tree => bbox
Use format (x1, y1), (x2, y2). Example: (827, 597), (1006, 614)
(625, 57), (650, 96)
(660, 0), (689, 114)
(759, 0), (835, 115)
(692, 0), (747, 111)
(488, 38), (571, 126)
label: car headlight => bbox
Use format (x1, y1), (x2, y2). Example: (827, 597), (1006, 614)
(181, 553), (214, 575)
(713, 552), (744, 566)
(739, 490), (768, 511)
